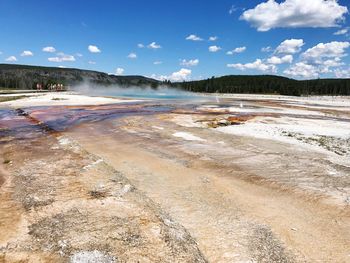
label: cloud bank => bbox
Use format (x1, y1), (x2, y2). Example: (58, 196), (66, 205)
(241, 0), (348, 31)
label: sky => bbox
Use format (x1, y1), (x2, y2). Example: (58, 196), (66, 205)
(0, 0), (350, 81)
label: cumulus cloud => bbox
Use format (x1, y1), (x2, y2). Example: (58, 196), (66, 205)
(180, 59), (199, 67)
(5, 56), (17, 62)
(322, 58), (344, 68)
(168, 68), (192, 81)
(127, 52), (137, 59)
(302, 41), (350, 63)
(88, 45), (101, 53)
(229, 5), (237, 14)
(283, 62), (318, 78)
(153, 61), (162, 65)
(267, 55), (293, 64)
(148, 42), (161, 49)
(334, 68), (350, 78)
(226, 46), (246, 55)
(241, 0), (348, 32)
(261, 46), (272, 52)
(283, 41), (350, 78)
(48, 52), (75, 62)
(152, 68), (192, 82)
(137, 43), (145, 48)
(227, 59), (276, 72)
(209, 45), (221, 52)
(334, 28), (348, 35)
(88, 61), (96, 64)
(21, 50), (33, 56)
(276, 39), (304, 54)
(42, 46), (56, 53)
(186, 34), (203, 41)
(115, 67), (124, 75)
(209, 36), (218, 41)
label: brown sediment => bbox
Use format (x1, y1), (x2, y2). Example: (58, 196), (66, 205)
(0, 175), (4, 187)
(226, 115), (255, 123)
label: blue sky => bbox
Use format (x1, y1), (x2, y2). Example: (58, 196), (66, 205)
(0, 0), (350, 80)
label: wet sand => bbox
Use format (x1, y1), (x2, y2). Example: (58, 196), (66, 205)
(0, 93), (349, 262)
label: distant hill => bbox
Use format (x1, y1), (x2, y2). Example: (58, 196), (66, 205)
(1, 64), (350, 96)
(0, 64), (160, 90)
(173, 75), (350, 96)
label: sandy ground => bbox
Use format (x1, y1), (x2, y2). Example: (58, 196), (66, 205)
(0, 93), (349, 262)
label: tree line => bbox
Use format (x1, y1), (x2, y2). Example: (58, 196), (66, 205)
(1, 64), (349, 96)
(172, 75), (350, 96)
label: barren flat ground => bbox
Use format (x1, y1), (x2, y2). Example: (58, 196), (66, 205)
(0, 92), (349, 262)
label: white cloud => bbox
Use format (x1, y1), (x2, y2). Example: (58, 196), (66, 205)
(115, 67), (124, 75)
(261, 46), (272, 52)
(168, 68), (192, 81)
(226, 46), (246, 55)
(229, 5), (237, 14)
(137, 43), (145, 48)
(186, 34), (203, 41)
(209, 45), (221, 52)
(88, 45), (101, 53)
(334, 68), (350, 78)
(180, 59), (199, 67)
(267, 55), (293, 64)
(21, 50), (33, 56)
(148, 42), (161, 49)
(150, 74), (168, 81)
(227, 59), (276, 72)
(284, 62), (318, 78)
(5, 56), (17, 62)
(334, 28), (348, 35)
(153, 68), (192, 82)
(284, 42), (350, 78)
(209, 36), (218, 41)
(76, 53), (83, 57)
(302, 41), (350, 63)
(322, 58), (343, 68)
(42, 46), (56, 53)
(276, 39), (304, 54)
(127, 52), (137, 59)
(88, 61), (96, 64)
(48, 52), (75, 62)
(241, 0), (348, 32)
(153, 61), (162, 65)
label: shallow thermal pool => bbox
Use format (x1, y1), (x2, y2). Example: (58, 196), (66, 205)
(85, 87), (203, 100)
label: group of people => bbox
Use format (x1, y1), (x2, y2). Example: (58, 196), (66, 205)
(35, 83), (65, 91)
(48, 83), (65, 91)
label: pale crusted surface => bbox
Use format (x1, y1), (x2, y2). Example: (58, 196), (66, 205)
(0, 92), (138, 107)
(0, 127), (206, 262)
(1, 94), (349, 262)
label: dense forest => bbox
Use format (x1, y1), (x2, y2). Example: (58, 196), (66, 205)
(173, 75), (350, 96)
(0, 64), (160, 90)
(1, 64), (350, 96)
